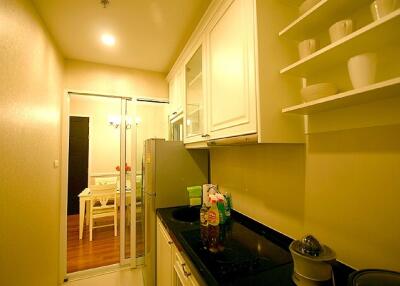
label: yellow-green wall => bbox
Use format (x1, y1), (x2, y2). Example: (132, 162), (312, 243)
(305, 125), (400, 271)
(211, 144), (306, 238)
(211, 125), (400, 271)
(0, 0), (64, 285)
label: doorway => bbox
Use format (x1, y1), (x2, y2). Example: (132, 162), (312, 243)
(63, 93), (137, 277)
(68, 116), (89, 216)
(61, 92), (169, 281)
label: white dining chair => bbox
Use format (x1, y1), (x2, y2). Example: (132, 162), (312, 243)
(89, 184), (118, 241)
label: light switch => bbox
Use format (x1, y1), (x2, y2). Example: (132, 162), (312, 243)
(54, 160), (59, 168)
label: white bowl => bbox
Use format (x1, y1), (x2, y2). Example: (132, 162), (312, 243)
(301, 83), (337, 102)
(299, 0), (320, 15)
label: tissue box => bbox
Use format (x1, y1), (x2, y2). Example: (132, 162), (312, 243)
(187, 186), (202, 206)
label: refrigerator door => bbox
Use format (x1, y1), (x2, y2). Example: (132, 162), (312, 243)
(143, 138), (208, 286)
(154, 140), (208, 209)
(143, 191), (156, 286)
(143, 138), (156, 196)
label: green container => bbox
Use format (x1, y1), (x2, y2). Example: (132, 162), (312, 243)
(187, 186), (202, 206)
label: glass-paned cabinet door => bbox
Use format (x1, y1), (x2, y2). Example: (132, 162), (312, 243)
(185, 47), (204, 138)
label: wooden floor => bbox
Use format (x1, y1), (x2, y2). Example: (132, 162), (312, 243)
(67, 214), (144, 273)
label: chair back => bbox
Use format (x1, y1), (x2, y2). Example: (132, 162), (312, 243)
(93, 176), (118, 186)
(89, 184), (117, 208)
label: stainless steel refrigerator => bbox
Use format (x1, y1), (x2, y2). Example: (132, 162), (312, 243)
(142, 139), (208, 286)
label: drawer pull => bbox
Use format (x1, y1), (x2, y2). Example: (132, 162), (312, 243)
(181, 263), (191, 277)
(168, 241), (173, 245)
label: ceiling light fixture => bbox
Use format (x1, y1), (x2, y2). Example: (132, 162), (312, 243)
(101, 34), (115, 46)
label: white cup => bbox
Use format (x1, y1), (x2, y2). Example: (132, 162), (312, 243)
(329, 19), (353, 43)
(347, 53), (377, 89)
(298, 39), (318, 59)
(370, 0), (398, 21)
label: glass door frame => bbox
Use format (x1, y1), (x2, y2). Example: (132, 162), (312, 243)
(60, 91), (137, 282)
(119, 98), (137, 267)
(183, 41), (207, 144)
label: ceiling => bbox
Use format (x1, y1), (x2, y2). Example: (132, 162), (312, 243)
(33, 0), (211, 73)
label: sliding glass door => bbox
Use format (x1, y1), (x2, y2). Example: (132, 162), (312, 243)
(65, 92), (169, 278)
(66, 93), (137, 274)
(120, 98), (137, 266)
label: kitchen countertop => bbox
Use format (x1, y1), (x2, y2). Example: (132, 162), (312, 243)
(157, 206), (354, 286)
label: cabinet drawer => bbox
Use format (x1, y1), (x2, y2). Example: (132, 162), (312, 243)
(173, 251), (200, 286)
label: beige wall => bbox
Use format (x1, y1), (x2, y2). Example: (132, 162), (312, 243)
(64, 59), (168, 99)
(211, 144), (306, 238)
(305, 125), (400, 271)
(211, 124), (400, 271)
(0, 0), (64, 285)
(69, 95), (125, 175)
(69, 95), (168, 176)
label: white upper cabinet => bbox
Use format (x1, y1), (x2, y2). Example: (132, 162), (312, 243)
(207, 0), (257, 140)
(168, 76), (177, 116)
(184, 45), (207, 143)
(169, 67), (184, 117)
(167, 0), (305, 146)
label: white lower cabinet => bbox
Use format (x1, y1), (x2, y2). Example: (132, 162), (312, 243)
(172, 249), (200, 286)
(156, 218), (173, 286)
(157, 217), (201, 286)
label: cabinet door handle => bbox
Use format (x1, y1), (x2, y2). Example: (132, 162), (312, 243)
(168, 241), (173, 245)
(201, 134), (209, 138)
(181, 263), (191, 277)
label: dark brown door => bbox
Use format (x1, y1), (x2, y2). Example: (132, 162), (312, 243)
(68, 116), (89, 215)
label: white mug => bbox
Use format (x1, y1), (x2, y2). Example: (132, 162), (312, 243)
(329, 19), (353, 43)
(298, 39), (317, 59)
(370, 0), (398, 21)
(347, 53), (377, 89)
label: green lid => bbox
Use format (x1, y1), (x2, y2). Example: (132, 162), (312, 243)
(187, 185), (202, 197)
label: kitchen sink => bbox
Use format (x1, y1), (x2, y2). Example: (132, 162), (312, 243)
(171, 206), (200, 223)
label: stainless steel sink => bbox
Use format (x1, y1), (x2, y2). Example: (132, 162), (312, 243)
(171, 207), (199, 223)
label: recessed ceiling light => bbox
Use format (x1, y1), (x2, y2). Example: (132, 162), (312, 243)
(101, 34), (115, 46)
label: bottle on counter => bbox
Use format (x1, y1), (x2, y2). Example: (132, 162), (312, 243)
(207, 195), (220, 253)
(223, 192), (232, 219)
(216, 194), (226, 224)
(200, 211), (209, 250)
(200, 203), (208, 226)
(207, 195), (219, 226)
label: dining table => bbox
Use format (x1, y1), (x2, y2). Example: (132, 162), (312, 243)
(78, 187), (132, 240)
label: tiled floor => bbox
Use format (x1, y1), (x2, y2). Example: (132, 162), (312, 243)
(65, 268), (143, 286)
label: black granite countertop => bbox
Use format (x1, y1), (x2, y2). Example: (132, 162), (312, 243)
(157, 206), (354, 286)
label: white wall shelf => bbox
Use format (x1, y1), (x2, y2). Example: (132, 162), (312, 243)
(280, 9), (400, 77)
(279, 0), (370, 40)
(282, 77), (400, 115)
